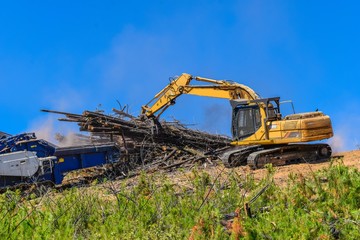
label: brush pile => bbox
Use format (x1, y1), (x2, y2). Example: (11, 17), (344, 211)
(43, 108), (231, 176)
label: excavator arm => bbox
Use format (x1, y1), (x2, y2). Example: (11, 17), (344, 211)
(141, 73), (260, 118)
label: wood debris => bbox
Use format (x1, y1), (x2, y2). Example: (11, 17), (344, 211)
(42, 108), (231, 180)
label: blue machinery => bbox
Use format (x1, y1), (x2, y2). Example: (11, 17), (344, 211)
(0, 133), (120, 187)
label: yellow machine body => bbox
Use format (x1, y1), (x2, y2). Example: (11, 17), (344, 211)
(232, 111), (333, 146)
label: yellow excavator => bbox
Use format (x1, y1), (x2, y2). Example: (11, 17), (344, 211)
(141, 73), (333, 168)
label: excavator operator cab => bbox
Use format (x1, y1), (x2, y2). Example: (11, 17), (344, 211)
(232, 104), (261, 140)
(231, 97), (281, 140)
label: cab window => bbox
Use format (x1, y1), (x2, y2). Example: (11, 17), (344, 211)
(232, 106), (261, 140)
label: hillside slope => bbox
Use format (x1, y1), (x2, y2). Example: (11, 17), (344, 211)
(163, 150), (360, 188)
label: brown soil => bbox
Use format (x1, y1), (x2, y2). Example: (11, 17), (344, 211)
(253, 150), (360, 186)
(151, 150), (360, 189)
(231, 150), (358, 186)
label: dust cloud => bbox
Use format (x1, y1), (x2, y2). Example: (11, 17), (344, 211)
(27, 115), (81, 147)
(327, 126), (360, 153)
(328, 134), (345, 154)
(28, 116), (57, 144)
(202, 103), (231, 136)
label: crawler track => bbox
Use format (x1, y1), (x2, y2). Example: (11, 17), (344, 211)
(220, 143), (332, 169)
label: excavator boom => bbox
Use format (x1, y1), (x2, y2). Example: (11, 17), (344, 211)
(141, 73), (259, 118)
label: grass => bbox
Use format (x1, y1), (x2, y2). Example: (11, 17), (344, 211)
(0, 158), (359, 239)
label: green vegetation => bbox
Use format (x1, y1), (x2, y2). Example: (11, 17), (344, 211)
(0, 159), (359, 239)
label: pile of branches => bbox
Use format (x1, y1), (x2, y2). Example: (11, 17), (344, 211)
(43, 108), (231, 175)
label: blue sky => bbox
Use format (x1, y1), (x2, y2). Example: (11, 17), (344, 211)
(1, 1), (359, 151)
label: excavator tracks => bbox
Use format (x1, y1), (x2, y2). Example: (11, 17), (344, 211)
(220, 144), (332, 169)
(220, 145), (262, 167)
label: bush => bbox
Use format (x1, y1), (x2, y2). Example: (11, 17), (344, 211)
(0, 160), (359, 239)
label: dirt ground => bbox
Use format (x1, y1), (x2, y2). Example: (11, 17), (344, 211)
(159, 150), (360, 189)
(254, 149), (360, 186)
(234, 150), (359, 186)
